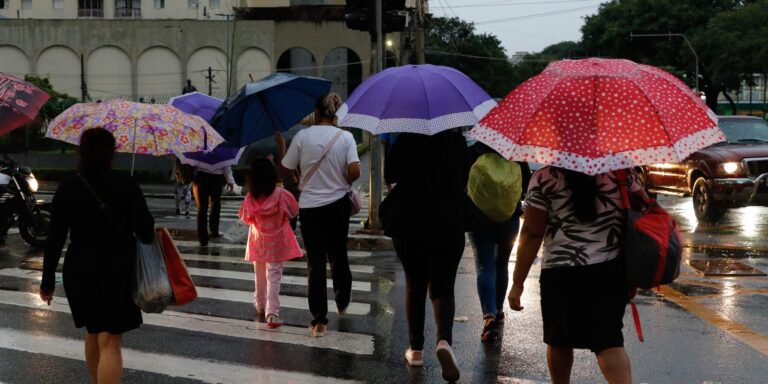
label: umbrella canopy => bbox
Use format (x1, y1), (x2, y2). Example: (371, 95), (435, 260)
(336, 64), (496, 135)
(0, 73), (51, 136)
(47, 100), (225, 155)
(177, 146), (246, 173)
(212, 72), (332, 147)
(168, 92), (223, 122)
(468, 58), (724, 175)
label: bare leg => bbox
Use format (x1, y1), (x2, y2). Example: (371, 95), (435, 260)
(547, 346), (574, 384)
(96, 332), (123, 384)
(596, 347), (632, 384)
(85, 333), (99, 384)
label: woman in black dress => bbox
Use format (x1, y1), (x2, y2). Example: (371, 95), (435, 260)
(39, 128), (154, 384)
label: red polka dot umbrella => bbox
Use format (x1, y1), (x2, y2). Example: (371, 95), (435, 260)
(467, 58), (725, 175)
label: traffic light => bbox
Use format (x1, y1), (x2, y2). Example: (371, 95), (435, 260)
(344, 0), (407, 35)
(344, 0), (370, 32)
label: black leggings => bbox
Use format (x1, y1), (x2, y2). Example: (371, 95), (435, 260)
(394, 234), (465, 350)
(299, 196), (352, 325)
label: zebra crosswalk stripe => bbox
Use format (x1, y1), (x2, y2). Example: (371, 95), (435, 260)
(0, 290), (374, 355)
(186, 267), (372, 292)
(0, 268), (372, 315)
(0, 327), (362, 383)
(25, 255), (377, 274)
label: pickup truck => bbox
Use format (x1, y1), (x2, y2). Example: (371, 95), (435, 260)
(643, 116), (768, 222)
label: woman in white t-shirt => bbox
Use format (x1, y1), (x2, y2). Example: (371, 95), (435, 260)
(280, 94), (361, 337)
(508, 167), (645, 384)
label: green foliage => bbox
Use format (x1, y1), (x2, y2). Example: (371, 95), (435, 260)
(0, 76), (78, 152)
(425, 17), (516, 98)
(425, 17), (581, 98)
(701, 0), (768, 91)
(580, 0), (753, 109)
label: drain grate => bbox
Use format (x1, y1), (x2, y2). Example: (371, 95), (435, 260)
(688, 259), (767, 277)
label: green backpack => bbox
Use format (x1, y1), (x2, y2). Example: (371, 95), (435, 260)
(467, 153), (522, 223)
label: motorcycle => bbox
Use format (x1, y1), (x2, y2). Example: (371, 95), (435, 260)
(0, 153), (50, 248)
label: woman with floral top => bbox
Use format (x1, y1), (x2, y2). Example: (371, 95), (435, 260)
(508, 166), (645, 384)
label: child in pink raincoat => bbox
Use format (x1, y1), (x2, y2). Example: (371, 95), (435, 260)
(238, 157), (303, 328)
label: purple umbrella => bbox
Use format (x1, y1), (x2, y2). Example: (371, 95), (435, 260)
(177, 146), (246, 173)
(168, 92), (223, 122)
(336, 64), (496, 135)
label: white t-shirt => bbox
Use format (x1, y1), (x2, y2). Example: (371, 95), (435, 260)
(281, 125), (360, 209)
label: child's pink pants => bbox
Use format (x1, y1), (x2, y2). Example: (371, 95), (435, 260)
(253, 261), (284, 316)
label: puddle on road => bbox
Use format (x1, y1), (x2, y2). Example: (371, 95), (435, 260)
(667, 281), (723, 296)
(688, 259), (767, 277)
(686, 246), (766, 259)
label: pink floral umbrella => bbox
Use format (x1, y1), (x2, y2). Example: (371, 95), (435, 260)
(0, 73), (51, 136)
(468, 58), (725, 175)
(47, 100), (225, 173)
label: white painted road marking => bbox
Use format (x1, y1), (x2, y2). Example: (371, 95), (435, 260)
(0, 290), (374, 355)
(0, 327), (362, 383)
(25, 255), (376, 274)
(172, 240), (375, 257)
(0, 268), (372, 315)
(186, 267), (372, 292)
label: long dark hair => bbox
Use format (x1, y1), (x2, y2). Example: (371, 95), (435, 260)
(247, 157), (278, 198)
(561, 168), (598, 223)
(78, 128), (115, 174)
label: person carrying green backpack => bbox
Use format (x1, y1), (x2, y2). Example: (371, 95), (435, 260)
(466, 141), (530, 342)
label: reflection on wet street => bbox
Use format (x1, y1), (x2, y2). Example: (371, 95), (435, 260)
(653, 195), (768, 359)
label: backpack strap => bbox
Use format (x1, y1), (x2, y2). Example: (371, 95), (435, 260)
(615, 169), (632, 210)
(630, 300), (645, 343)
(299, 129), (345, 191)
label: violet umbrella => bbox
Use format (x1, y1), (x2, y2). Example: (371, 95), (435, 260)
(168, 92), (223, 123)
(336, 64), (496, 135)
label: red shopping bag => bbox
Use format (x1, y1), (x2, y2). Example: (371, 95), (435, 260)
(157, 228), (198, 306)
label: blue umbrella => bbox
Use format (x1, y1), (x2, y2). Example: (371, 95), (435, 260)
(211, 73), (332, 147)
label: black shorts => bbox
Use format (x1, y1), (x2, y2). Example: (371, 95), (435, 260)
(540, 258), (628, 353)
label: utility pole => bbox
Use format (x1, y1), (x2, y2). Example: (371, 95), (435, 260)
(368, 0), (385, 230)
(630, 32), (699, 93)
(205, 67), (214, 96)
(415, 0), (425, 64)
(80, 53), (89, 102)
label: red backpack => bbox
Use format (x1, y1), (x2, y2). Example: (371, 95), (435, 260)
(615, 169), (682, 341)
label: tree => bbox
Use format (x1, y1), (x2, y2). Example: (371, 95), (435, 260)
(580, 0), (749, 110)
(425, 17), (517, 98)
(701, 0), (768, 96)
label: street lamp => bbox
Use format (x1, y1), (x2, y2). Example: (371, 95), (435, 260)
(630, 32), (700, 93)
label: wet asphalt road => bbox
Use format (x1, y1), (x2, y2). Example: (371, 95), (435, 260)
(0, 194), (767, 383)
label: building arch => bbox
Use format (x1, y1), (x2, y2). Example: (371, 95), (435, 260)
(277, 47), (318, 77)
(36, 45), (81, 99)
(137, 46), (183, 97)
(236, 47), (271, 88)
(322, 47), (362, 100)
(87, 45), (132, 99)
(187, 46), (228, 97)
(0, 45), (32, 78)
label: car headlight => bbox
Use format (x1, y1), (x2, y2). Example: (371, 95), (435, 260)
(25, 175), (38, 193)
(721, 162), (742, 174)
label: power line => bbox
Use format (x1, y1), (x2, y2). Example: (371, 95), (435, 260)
(426, 50), (555, 63)
(475, 4), (599, 25)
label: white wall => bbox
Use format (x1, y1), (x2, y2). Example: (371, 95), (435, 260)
(236, 47), (270, 87)
(187, 46), (228, 95)
(137, 46), (182, 96)
(87, 46), (132, 99)
(36, 45), (81, 98)
(0, 45), (31, 78)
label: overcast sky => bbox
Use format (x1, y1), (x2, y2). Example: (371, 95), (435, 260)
(428, 0), (604, 55)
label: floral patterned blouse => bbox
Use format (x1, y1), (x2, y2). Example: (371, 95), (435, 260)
(524, 167), (642, 269)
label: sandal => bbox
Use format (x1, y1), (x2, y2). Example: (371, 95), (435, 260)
(480, 317), (499, 342)
(266, 314), (283, 328)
